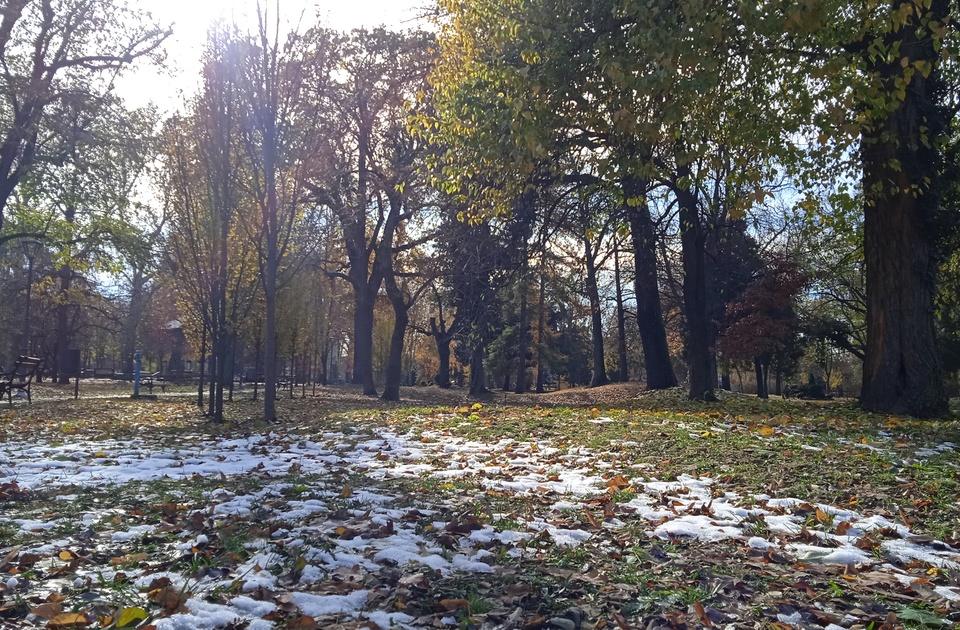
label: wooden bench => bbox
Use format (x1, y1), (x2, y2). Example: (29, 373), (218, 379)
(141, 371), (165, 394)
(0, 356), (43, 405)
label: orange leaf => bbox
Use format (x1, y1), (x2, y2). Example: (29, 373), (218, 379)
(583, 509), (600, 529)
(438, 598), (470, 612)
(694, 601), (713, 627)
(606, 475), (630, 491)
(47, 613), (89, 629)
(30, 602), (62, 619)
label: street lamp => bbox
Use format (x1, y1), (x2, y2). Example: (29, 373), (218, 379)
(19, 238), (41, 357)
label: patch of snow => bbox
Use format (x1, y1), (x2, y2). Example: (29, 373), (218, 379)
(289, 589), (368, 617)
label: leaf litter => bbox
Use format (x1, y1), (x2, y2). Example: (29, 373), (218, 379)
(0, 388), (958, 629)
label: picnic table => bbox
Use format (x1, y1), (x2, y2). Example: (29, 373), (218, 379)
(0, 356), (43, 404)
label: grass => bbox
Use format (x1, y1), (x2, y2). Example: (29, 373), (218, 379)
(0, 384), (958, 628)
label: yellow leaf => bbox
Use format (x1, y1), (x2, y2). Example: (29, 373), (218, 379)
(58, 550), (74, 561)
(116, 607), (149, 628)
(759, 426), (776, 436)
(470, 403), (483, 412)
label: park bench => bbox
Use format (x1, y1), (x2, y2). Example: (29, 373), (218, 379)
(141, 371), (166, 394)
(0, 356), (43, 405)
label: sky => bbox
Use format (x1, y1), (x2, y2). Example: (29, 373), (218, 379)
(115, 0), (430, 112)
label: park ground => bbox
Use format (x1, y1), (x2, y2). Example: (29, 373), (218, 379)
(0, 381), (958, 629)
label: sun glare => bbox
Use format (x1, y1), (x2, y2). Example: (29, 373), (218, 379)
(118, 0), (428, 111)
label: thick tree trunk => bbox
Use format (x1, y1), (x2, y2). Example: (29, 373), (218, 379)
(435, 332), (452, 388)
(352, 289), (378, 395)
(381, 307), (407, 401)
(859, 0), (948, 417)
(624, 177), (676, 390)
(585, 239), (608, 387)
(676, 177), (715, 401)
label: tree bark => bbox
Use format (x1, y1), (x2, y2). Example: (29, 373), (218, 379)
(676, 174), (715, 401)
(613, 246), (629, 382)
(535, 263), (547, 393)
(754, 356), (768, 399)
(514, 269), (529, 394)
(585, 238), (608, 387)
(432, 315), (453, 388)
(624, 176), (677, 390)
(469, 345), (487, 396)
(352, 286), (378, 395)
(121, 268), (146, 380)
(54, 263), (72, 384)
(859, 0), (948, 418)
(381, 306), (407, 401)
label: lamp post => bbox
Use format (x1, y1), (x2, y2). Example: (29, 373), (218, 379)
(20, 238), (41, 357)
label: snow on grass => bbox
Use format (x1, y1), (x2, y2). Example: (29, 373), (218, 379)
(2, 420), (959, 627)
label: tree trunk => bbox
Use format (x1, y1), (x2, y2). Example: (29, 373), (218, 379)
(754, 357), (768, 399)
(624, 176), (676, 390)
(54, 263), (72, 384)
(262, 188), (279, 421)
(585, 239), (608, 387)
(469, 345), (487, 396)
(614, 246), (628, 382)
(676, 175), (715, 401)
(514, 270), (529, 394)
(435, 332), (452, 388)
(381, 306), (407, 401)
(859, 0), (948, 418)
(352, 287), (378, 395)
(197, 322), (207, 409)
(536, 264), (547, 393)
(121, 268), (146, 380)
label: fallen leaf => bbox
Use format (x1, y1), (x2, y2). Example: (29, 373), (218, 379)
(116, 607), (149, 628)
(47, 612), (89, 629)
(30, 602), (62, 619)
